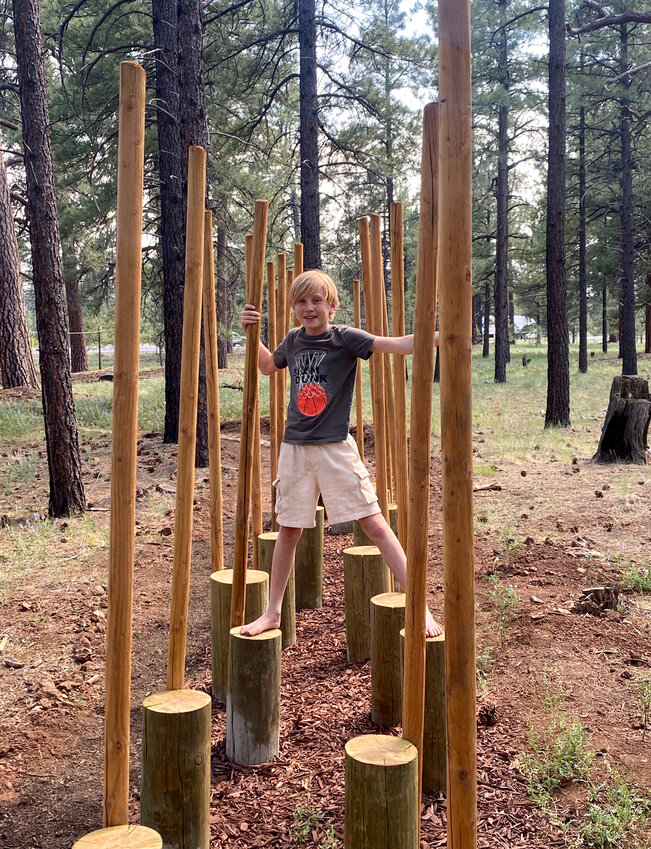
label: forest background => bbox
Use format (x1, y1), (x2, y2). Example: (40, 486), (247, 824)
(0, 0), (649, 517)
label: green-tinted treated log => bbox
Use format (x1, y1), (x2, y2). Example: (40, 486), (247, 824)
(73, 826), (162, 849)
(401, 629), (447, 794)
(343, 546), (391, 663)
(370, 593), (405, 727)
(210, 569), (268, 703)
(294, 506), (324, 610)
(226, 627), (281, 765)
(257, 532), (296, 648)
(345, 735), (419, 849)
(141, 690), (211, 849)
(352, 520), (373, 548)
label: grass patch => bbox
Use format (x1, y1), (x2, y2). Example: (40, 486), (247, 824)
(476, 645), (494, 695)
(619, 562), (651, 594)
(487, 573), (519, 638)
(293, 801), (339, 847)
(576, 772), (651, 849)
(0, 401), (44, 444)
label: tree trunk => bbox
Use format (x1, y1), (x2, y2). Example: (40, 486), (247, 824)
(178, 0), (210, 466)
(494, 3), (509, 383)
(153, 0), (185, 445)
(618, 24), (636, 376)
(593, 376), (650, 465)
(602, 277), (608, 352)
(0, 142), (38, 389)
(13, 0), (85, 516)
(298, 0), (321, 269)
(545, 0), (570, 428)
(483, 279), (490, 357)
(645, 240), (650, 354)
(63, 261), (88, 373)
(578, 92), (587, 374)
(216, 226), (228, 369)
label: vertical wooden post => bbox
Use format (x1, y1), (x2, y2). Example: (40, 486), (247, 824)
(267, 260), (278, 530)
(231, 201), (269, 627)
(202, 211), (224, 572)
(103, 60), (145, 829)
(276, 252), (287, 464)
(245, 234), (263, 571)
(294, 241), (304, 276)
(402, 104), (440, 814)
(97, 329), (102, 371)
(353, 278), (365, 460)
(166, 146), (206, 691)
(359, 217), (388, 519)
(287, 268), (294, 330)
(390, 203), (409, 551)
(379, 260), (396, 505)
(438, 2), (477, 846)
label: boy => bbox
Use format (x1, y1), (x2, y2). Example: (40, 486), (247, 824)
(240, 269), (442, 638)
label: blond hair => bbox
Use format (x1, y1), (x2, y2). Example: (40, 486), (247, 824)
(289, 270), (339, 311)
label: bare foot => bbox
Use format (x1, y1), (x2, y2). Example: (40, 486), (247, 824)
(426, 608), (443, 638)
(239, 610), (281, 637)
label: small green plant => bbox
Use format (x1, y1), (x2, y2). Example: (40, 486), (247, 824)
(494, 526), (522, 564)
(476, 645), (494, 695)
(619, 562), (651, 594)
(319, 826), (339, 849)
(294, 802), (323, 845)
(576, 772), (651, 849)
(634, 675), (651, 740)
(488, 573), (519, 637)
(520, 704), (593, 805)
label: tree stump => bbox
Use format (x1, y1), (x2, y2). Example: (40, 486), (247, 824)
(294, 506), (324, 610)
(370, 592), (405, 727)
(73, 827), (162, 849)
(345, 735), (419, 849)
(257, 532), (296, 648)
(343, 546), (391, 662)
(593, 375), (650, 464)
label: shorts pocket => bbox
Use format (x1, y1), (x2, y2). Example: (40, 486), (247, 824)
(354, 467), (377, 504)
(272, 477), (282, 513)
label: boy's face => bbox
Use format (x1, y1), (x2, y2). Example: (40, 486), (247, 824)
(294, 286), (335, 336)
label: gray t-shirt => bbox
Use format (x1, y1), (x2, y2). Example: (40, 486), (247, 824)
(273, 324), (374, 444)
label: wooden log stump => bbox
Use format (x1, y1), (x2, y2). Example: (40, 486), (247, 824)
(400, 629), (447, 794)
(210, 569), (268, 703)
(294, 506), (324, 610)
(226, 627), (281, 765)
(73, 826), (162, 849)
(343, 546), (391, 663)
(593, 376), (650, 464)
(141, 689), (211, 849)
(257, 532), (296, 648)
(353, 520), (373, 547)
(370, 592), (405, 727)
(345, 735), (419, 849)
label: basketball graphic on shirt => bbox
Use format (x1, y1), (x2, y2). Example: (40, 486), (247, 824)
(297, 382), (327, 417)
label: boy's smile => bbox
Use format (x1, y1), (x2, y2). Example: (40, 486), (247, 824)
(294, 291), (334, 336)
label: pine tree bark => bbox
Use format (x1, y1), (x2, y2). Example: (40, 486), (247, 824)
(63, 262), (88, 373)
(178, 0), (210, 466)
(298, 0), (321, 269)
(153, 0), (185, 445)
(545, 0), (570, 428)
(216, 226), (228, 369)
(618, 24), (636, 375)
(578, 92), (587, 374)
(483, 279), (490, 358)
(13, 0), (85, 516)
(0, 143), (38, 389)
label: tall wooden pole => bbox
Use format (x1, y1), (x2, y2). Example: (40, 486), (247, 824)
(438, 1), (477, 845)
(103, 60), (146, 828)
(267, 260), (278, 530)
(166, 146), (206, 691)
(353, 278), (364, 460)
(202, 210), (224, 572)
(231, 201), (268, 627)
(246, 234), (263, 570)
(402, 104), (440, 814)
(293, 241), (304, 276)
(360, 216), (388, 520)
(390, 203), (409, 550)
(380, 260), (397, 504)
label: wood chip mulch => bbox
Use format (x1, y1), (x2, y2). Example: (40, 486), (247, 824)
(206, 534), (566, 848)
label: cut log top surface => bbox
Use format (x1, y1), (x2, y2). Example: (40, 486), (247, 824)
(258, 531), (280, 541)
(211, 569), (268, 586)
(73, 825), (162, 849)
(229, 626), (282, 642)
(142, 689), (211, 714)
(343, 545), (381, 556)
(400, 627), (445, 644)
(345, 734), (417, 765)
(371, 592), (406, 609)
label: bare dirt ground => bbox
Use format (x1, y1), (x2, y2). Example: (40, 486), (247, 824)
(0, 398), (650, 848)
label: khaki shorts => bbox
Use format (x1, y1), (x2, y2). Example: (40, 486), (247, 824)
(275, 434), (380, 528)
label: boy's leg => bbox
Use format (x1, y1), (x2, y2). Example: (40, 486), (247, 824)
(357, 512), (443, 637)
(240, 525), (303, 636)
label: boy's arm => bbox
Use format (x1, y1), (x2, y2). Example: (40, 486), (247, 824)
(241, 304), (280, 375)
(371, 332), (439, 355)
